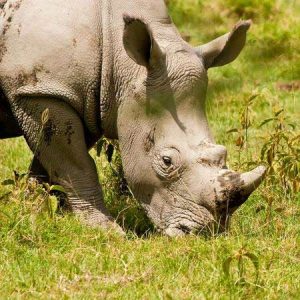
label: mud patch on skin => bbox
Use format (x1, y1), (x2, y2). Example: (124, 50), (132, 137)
(0, 0), (23, 62)
(144, 126), (155, 152)
(217, 172), (243, 188)
(0, 0), (8, 10)
(16, 65), (50, 87)
(17, 23), (21, 35)
(216, 187), (246, 213)
(197, 158), (214, 167)
(43, 119), (58, 146)
(216, 172), (245, 213)
(64, 120), (75, 145)
(0, 39), (7, 63)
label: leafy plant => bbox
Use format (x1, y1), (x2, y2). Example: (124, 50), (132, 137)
(223, 246), (260, 285)
(1, 171), (65, 219)
(223, 0), (277, 19)
(226, 94), (258, 164)
(260, 108), (299, 197)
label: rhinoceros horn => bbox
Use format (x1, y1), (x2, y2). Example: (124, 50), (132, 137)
(213, 165), (266, 232)
(217, 166), (266, 212)
(240, 166), (267, 197)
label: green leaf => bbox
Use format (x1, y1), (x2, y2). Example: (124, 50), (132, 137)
(41, 108), (49, 125)
(247, 94), (259, 105)
(258, 118), (275, 128)
(226, 128), (239, 134)
(36, 187), (45, 195)
(237, 256), (244, 279)
(1, 179), (15, 186)
(266, 147), (275, 165)
(0, 191), (12, 200)
(48, 195), (58, 218)
(13, 170), (20, 181)
(244, 252), (260, 280)
(50, 185), (66, 194)
(18, 173), (28, 180)
(260, 142), (270, 161)
(223, 256), (233, 278)
(43, 183), (51, 192)
(275, 108), (284, 117)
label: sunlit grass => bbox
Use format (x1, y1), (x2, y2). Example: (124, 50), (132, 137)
(0, 0), (299, 298)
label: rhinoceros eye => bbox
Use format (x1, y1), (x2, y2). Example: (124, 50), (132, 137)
(162, 156), (172, 167)
(153, 148), (181, 180)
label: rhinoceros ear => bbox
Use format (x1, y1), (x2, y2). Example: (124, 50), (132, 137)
(123, 15), (163, 68)
(195, 20), (251, 69)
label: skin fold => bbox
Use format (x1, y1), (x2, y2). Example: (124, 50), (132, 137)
(0, 0), (265, 236)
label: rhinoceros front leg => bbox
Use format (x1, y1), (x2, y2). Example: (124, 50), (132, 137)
(29, 157), (49, 182)
(12, 97), (123, 234)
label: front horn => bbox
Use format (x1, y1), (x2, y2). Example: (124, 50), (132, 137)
(217, 166), (266, 211)
(239, 166), (267, 197)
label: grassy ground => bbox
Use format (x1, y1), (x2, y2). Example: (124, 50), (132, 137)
(0, 0), (299, 299)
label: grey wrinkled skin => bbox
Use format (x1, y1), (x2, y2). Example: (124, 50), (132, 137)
(0, 0), (266, 236)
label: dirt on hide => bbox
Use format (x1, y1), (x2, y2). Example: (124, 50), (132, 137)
(16, 65), (50, 87)
(0, 0), (23, 62)
(0, 0), (8, 10)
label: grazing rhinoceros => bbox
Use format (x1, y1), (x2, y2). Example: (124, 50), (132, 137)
(0, 0), (266, 236)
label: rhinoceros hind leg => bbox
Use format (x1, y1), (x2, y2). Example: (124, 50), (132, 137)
(12, 97), (124, 234)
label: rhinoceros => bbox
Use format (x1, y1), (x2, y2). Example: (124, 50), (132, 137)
(0, 0), (266, 236)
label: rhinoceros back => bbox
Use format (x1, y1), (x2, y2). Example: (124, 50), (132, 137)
(0, 0), (103, 135)
(0, 0), (172, 136)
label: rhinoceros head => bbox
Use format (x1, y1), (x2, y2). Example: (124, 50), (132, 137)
(117, 16), (265, 236)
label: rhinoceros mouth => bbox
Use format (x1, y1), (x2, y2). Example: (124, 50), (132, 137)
(164, 221), (215, 237)
(163, 207), (216, 237)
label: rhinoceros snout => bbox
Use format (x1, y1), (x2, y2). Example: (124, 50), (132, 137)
(161, 164), (266, 237)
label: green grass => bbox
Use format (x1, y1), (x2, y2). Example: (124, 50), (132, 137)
(0, 0), (300, 298)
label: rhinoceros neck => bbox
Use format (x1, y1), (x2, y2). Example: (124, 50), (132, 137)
(99, 0), (171, 139)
